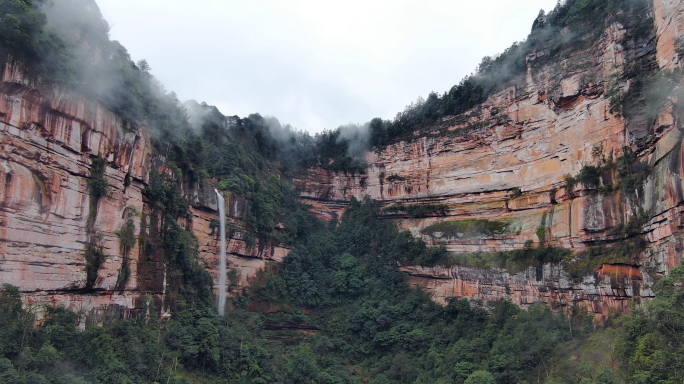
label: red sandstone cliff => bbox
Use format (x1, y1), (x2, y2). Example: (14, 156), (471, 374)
(294, 0), (684, 317)
(0, 62), (288, 320)
(1, 0), (683, 320)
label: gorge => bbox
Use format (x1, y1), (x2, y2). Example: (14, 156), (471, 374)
(2, 0), (683, 320)
(0, 0), (684, 382)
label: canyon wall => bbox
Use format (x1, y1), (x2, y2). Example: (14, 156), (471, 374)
(0, 63), (283, 320)
(0, 62), (153, 320)
(0, 0), (682, 319)
(296, 1), (684, 317)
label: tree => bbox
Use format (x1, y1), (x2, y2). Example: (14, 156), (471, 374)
(464, 370), (496, 384)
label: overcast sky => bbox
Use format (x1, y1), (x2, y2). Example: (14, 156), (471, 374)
(96, 0), (558, 133)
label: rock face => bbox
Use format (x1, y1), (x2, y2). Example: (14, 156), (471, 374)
(295, 1), (684, 316)
(1, 0), (683, 319)
(398, 263), (653, 319)
(0, 62), (286, 319)
(188, 184), (290, 296)
(0, 61), (152, 319)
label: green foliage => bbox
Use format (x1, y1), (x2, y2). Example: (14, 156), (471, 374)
(385, 174), (407, 182)
(114, 208), (136, 290)
(209, 219), (219, 236)
(564, 165), (601, 197)
(576, 165), (600, 189)
(538, 325), (622, 384)
(83, 244), (105, 290)
(87, 156), (108, 201)
(0, 285), (27, 359)
(563, 146), (652, 199)
(441, 246), (572, 271)
(615, 265), (684, 383)
(143, 170), (213, 310)
(0, 200), (628, 383)
(381, 202), (450, 218)
(246, 199), (585, 383)
(510, 187), (523, 198)
(614, 146), (651, 196)
(184, 105), (326, 248)
(369, 0), (653, 147)
(83, 156), (109, 292)
(536, 225), (547, 245)
(0, 2), (673, 383)
(421, 219), (513, 240)
(0, 0), (78, 85)
(566, 236), (646, 278)
(313, 128), (367, 174)
(564, 174), (577, 198)
(464, 370), (496, 384)
(114, 215), (136, 255)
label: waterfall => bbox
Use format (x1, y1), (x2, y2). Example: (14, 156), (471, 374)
(215, 189), (227, 316)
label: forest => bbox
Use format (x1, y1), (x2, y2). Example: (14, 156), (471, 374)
(0, 0), (683, 382)
(2, 199), (684, 383)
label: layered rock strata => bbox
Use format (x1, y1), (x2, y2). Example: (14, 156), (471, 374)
(1, 0), (683, 319)
(0, 63), (284, 319)
(0, 62), (153, 319)
(296, 1), (684, 315)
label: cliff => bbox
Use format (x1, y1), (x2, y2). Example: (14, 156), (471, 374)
(1, 0), (683, 320)
(0, 62), (287, 320)
(0, 61), (152, 319)
(295, 0), (684, 317)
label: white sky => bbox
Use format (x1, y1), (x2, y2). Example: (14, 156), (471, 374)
(97, 0), (558, 133)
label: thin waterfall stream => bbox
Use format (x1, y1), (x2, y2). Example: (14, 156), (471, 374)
(215, 189), (226, 316)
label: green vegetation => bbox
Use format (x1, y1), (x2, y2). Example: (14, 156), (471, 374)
(2, 1), (683, 383)
(567, 213), (649, 278)
(563, 146), (652, 198)
(83, 244), (105, 290)
(613, 147), (652, 196)
(0, 0), (77, 85)
(241, 199), (596, 383)
(0, 199), (598, 383)
(421, 219), (513, 240)
(422, 246), (573, 271)
(312, 127), (368, 174)
(114, 206), (139, 290)
(86, 157), (108, 203)
(0, 197), (681, 383)
(464, 370), (495, 384)
(563, 165), (600, 196)
(142, 169), (214, 310)
(615, 265), (684, 383)
(536, 225), (547, 245)
(385, 174), (407, 182)
(369, 0), (654, 147)
(510, 187), (523, 199)
(381, 202), (449, 218)
(83, 156), (109, 291)
(566, 237), (646, 279)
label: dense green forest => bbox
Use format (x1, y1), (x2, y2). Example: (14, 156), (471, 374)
(2, 200), (684, 383)
(1, 0), (684, 383)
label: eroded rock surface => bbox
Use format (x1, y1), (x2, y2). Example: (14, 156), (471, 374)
(0, 63), (282, 320)
(1, 0), (683, 319)
(296, 2), (684, 315)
